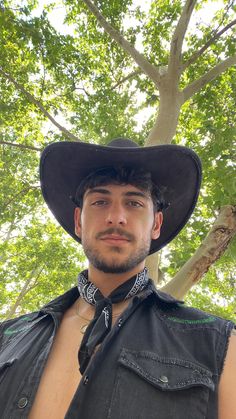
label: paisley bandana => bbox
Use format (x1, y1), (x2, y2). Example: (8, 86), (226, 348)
(77, 268), (149, 373)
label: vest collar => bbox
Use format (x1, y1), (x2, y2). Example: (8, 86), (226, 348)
(30, 278), (183, 322)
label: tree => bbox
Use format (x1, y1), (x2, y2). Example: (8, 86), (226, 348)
(0, 0), (235, 321)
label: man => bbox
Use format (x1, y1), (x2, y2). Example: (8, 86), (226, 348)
(0, 138), (235, 419)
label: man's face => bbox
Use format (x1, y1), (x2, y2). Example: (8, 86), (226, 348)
(74, 184), (163, 274)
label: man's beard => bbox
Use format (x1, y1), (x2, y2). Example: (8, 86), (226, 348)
(82, 237), (151, 274)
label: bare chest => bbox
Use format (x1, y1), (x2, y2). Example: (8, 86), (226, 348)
(29, 314), (86, 419)
(29, 299), (129, 419)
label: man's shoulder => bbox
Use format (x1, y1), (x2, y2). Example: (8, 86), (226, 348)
(0, 311), (38, 332)
(0, 287), (79, 347)
(165, 303), (235, 332)
(151, 286), (235, 334)
(0, 311), (39, 353)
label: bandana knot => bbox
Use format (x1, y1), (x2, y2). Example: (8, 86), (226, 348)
(77, 268), (149, 373)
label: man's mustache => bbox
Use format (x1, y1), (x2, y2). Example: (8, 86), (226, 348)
(96, 228), (135, 241)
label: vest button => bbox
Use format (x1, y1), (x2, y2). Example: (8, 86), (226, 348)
(83, 375), (89, 385)
(117, 318), (123, 327)
(17, 397), (28, 409)
(159, 375), (168, 383)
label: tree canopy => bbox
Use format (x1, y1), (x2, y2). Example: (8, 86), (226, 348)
(0, 0), (235, 321)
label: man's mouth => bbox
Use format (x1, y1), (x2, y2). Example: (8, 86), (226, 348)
(100, 234), (130, 244)
(96, 229), (134, 242)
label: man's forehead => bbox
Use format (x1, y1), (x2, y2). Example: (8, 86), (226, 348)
(83, 184), (151, 199)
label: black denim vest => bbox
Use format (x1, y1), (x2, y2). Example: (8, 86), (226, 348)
(0, 284), (234, 419)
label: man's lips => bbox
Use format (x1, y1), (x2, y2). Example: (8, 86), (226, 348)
(96, 229), (134, 242)
(100, 235), (130, 244)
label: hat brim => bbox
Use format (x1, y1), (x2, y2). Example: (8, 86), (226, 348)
(40, 141), (201, 254)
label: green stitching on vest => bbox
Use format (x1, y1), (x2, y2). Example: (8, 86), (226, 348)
(166, 315), (216, 324)
(4, 316), (32, 336)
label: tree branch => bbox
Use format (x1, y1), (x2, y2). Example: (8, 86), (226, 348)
(168, 0), (197, 77)
(2, 185), (40, 211)
(183, 18), (236, 70)
(182, 53), (236, 102)
(162, 205), (236, 299)
(146, 252), (161, 281)
(0, 67), (80, 141)
(4, 265), (45, 319)
(111, 69), (142, 90)
(82, 0), (161, 85)
(0, 140), (42, 151)
(1, 220), (15, 245)
(74, 86), (92, 97)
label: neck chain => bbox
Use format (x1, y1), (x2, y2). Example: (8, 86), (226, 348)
(75, 302), (123, 334)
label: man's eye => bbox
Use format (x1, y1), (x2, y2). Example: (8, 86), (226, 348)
(127, 201), (143, 208)
(91, 200), (107, 206)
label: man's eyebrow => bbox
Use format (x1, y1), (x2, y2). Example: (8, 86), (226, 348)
(85, 188), (111, 196)
(124, 191), (149, 199)
(85, 188), (149, 199)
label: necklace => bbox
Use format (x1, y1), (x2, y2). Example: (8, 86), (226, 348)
(75, 303), (123, 334)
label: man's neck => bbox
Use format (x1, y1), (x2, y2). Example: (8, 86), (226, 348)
(87, 262), (146, 296)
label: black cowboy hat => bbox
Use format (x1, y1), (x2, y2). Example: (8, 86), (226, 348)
(40, 138), (202, 254)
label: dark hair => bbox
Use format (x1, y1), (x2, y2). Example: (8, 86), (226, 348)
(73, 166), (168, 212)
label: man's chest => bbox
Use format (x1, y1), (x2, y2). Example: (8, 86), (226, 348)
(27, 300), (127, 419)
(28, 313), (85, 419)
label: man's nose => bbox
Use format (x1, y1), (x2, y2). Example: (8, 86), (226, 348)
(105, 204), (127, 225)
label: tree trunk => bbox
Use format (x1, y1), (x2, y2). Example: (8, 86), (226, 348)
(161, 205), (236, 299)
(146, 82), (182, 146)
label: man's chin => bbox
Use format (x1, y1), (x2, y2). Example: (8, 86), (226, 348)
(84, 242), (150, 274)
(92, 258), (133, 274)
(89, 253), (148, 274)
(97, 264), (132, 274)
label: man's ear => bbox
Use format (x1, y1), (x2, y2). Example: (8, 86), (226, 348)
(151, 212), (163, 240)
(74, 207), (82, 238)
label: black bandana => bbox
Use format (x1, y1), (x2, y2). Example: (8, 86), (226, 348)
(77, 268), (149, 374)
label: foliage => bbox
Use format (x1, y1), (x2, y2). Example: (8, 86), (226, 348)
(0, 0), (235, 321)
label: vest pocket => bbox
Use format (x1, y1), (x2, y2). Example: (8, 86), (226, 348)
(108, 348), (214, 419)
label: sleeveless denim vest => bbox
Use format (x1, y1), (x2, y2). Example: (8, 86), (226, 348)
(0, 284), (234, 419)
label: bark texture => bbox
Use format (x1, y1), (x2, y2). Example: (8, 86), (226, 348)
(161, 206), (236, 299)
